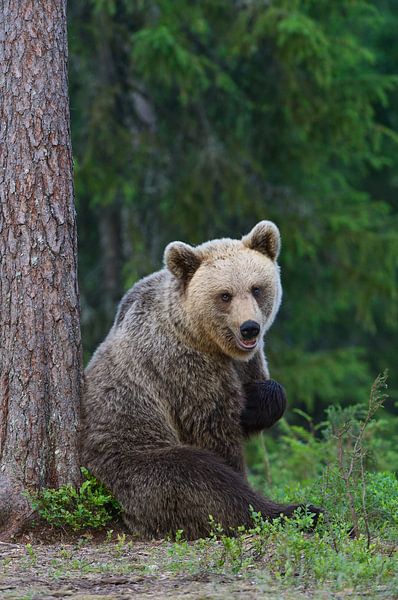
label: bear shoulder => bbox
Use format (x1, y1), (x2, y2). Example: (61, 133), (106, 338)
(113, 270), (168, 327)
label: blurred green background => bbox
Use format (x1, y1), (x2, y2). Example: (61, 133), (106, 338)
(68, 0), (398, 429)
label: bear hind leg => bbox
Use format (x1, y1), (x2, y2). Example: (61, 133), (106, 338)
(100, 446), (315, 539)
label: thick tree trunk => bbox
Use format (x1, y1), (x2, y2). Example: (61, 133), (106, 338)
(0, 1), (82, 538)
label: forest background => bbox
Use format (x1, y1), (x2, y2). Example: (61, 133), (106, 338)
(70, 0), (398, 447)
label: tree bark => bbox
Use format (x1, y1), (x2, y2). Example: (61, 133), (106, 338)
(0, 0), (82, 538)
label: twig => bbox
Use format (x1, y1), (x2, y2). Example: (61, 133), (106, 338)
(334, 371), (388, 541)
(336, 428), (359, 538)
(360, 452), (371, 549)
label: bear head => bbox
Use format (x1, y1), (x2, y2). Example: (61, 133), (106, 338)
(164, 221), (282, 360)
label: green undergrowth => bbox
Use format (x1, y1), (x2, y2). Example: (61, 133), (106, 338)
(26, 467), (121, 530)
(162, 510), (397, 592)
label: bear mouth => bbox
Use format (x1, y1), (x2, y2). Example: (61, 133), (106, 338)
(236, 336), (258, 351)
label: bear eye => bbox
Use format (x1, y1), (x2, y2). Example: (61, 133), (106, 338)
(220, 292), (232, 303)
(252, 286), (261, 298)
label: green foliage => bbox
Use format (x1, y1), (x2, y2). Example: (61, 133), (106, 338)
(25, 543), (37, 566)
(27, 468), (121, 530)
(367, 471), (398, 529)
(163, 507), (397, 590)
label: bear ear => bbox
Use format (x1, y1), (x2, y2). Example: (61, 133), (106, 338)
(164, 241), (202, 281)
(242, 220), (281, 261)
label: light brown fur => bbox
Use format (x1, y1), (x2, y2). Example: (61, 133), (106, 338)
(81, 221), (312, 539)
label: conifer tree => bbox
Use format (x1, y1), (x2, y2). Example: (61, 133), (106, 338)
(0, 0), (82, 538)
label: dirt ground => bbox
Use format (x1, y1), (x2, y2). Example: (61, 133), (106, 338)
(0, 530), (392, 600)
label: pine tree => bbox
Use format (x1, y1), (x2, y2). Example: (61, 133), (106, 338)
(0, 0), (82, 538)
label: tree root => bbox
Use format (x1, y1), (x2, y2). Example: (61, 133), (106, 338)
(0, 474), (35, 541)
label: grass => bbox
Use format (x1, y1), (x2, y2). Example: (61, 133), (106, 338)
(1, 527), (396, 599)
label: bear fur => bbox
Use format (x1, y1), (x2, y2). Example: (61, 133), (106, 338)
(81, 221), (317, 539)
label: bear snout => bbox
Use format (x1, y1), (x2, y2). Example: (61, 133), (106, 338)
(240, 320), (260, 340)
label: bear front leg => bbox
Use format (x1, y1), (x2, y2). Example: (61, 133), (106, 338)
(241, 379), (287, 436)
(234, 350), (287, 436)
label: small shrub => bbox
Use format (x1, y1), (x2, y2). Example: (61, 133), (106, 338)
(366, 471), (398, 537)
(27, 467), (120, 530)
(159, 508), (397, 591)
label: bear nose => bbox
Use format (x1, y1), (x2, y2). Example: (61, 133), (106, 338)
(240, 320), (260, 340)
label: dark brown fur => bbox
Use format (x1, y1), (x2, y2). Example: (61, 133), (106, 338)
(81, 224), (317, 539)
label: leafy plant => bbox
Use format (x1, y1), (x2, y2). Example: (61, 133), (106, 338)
(158, 507), (397, 591)
(26, 467), (120, 530)
(323, 371), (388, 543)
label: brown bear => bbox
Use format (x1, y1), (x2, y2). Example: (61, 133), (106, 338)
(81, 221), (319, 539)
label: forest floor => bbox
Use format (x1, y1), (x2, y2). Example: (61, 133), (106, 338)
(0, 528), (393, 600)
